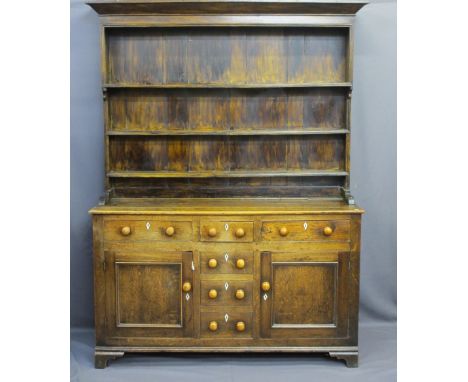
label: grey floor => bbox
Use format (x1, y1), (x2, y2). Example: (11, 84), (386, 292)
(71, 322), (396, 382)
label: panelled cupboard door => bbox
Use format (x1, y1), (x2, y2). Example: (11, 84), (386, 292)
(104, 250), (194, 338)
(260, 251), (350, 339)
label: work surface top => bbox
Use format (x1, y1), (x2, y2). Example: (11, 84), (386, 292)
(89, 198), (364, 215)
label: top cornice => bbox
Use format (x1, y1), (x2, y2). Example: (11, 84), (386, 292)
(87, 1), (369, 16)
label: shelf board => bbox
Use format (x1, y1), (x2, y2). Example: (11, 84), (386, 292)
(103, 82), (352, 89)
(107, 170), (348, 179)
(107, 129), (350, 137)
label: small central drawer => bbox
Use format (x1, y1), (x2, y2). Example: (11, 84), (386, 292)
(201, 280), (253, 306)
(104, 220), (193, 241)
(200, 220), (253, 242)
(200, 251), (253, 274)
(201, 311), (253, 338)
(261, 220), (350, 241)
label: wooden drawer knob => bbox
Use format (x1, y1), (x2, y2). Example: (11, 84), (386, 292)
(208, 258), (218, 268)
(208, 289), (218, 299)
(235, 289), (245, 300)
(165, 226), (175, 236)
(236, 321), (246, 332)
(208, 227), (217, 237)
(235, 228), (245, 238)
(120, 226), (131, 236)
(323, 226), (334, 236)
(279, 226), (288, 236)
(236, 259), (245, 269)
(182, 282), (192, 293)
(208, 321), (218, 332)
(261, 281), (271, 292)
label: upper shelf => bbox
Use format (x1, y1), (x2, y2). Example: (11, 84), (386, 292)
(103, 82), (352, 89)
(87, 1), (369, 16)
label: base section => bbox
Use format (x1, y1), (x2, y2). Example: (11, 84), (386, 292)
(329, 351), (359, 368)
(94, 346), (358, 368)
(95, 350), (125, 369)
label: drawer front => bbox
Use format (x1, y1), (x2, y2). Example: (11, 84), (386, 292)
(200, 220), (253, 242)
(201, 280), (253, 307)
(104, 220), (193, 242)
(200, 311), (253, 338)
(261, 220), (350, 241)
(200, 251), (253, 275)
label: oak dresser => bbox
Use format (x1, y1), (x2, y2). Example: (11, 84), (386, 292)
(87, 0), (367, 368)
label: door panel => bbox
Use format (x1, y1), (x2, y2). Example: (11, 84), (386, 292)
(272, 263), (336, 325)
(105, 251), (194, 338)
(260, 251), (349, 339)
(117, 263), (182, 327)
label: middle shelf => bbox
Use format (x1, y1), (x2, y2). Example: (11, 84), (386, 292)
(107, 129), (349, 137)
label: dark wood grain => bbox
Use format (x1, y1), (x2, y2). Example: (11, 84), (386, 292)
(87, 1), (369, 16)
(109, 136), (345, 172)
(106, 27), (348, 85)
(88, 0), (366, 368)
(108, 88), (347, 133)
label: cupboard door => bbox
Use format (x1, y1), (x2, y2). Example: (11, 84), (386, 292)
(260, 251), (350, 338)
(105, 251), (194, 338)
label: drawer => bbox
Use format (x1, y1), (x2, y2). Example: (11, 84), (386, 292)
(104, 220), (193, 241)
(200, 220), (253, 242)
(261, 220), (350, 241)
(200, 251), (253, 275)
(201, 280), (253, 306)
(200, 311), (253, 338)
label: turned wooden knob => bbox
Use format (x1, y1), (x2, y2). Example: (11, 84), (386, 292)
(208, 258), (218, 268)
(165, 226), (175, 236)
(208, 289), (218, 299)
(279, 226), (289, 237)
(182, 282), (192, 292)
(236, 321), (246, 332)
(120, 226), (131, 236)
(235, 228), (245, 238)
(323, 226), (334, 236)
(235, 289), (245, 300)
(261, 281), (271, 292)
(208, 227), (217, 237)
(208, 321), (218, 332)
(236, 259), (245, 269)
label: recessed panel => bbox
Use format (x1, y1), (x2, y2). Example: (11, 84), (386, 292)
(272, 263), (337, 326)
(117, 263), (182, 327)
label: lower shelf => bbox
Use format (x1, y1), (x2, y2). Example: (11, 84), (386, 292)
(107, 170), (349, 179)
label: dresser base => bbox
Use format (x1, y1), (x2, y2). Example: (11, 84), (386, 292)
(94, 346), (359, 369)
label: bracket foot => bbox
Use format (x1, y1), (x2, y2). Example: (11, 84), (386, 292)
(329, 351), (359, 368)
(95, 350), (125, 369)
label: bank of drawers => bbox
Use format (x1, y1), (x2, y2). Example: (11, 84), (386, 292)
(200, 248), (254, 337)
(104, 218), (350, 242)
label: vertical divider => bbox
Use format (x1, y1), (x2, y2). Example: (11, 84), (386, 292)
(101, 26), (111, 194)
(259, 251), (272, 338)
(345, 25), (354, 192)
